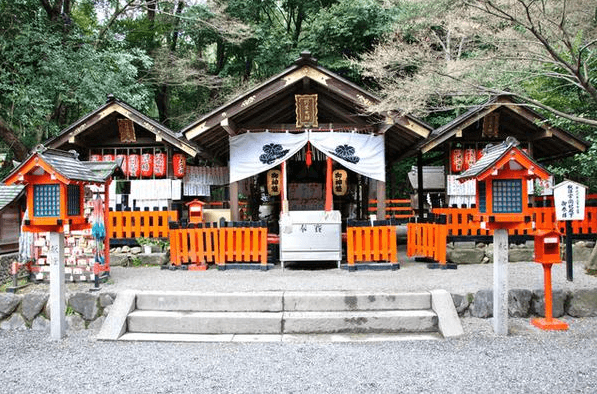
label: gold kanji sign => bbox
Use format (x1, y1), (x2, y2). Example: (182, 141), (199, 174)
(118, 119), (136, 143)
(295, 94), (318, 128)
(332, 169), (347, 196)
(267, 169), (282, 196)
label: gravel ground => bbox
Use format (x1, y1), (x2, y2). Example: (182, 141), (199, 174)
(5, 250), (597, 393)
(1, 316), (597, 393)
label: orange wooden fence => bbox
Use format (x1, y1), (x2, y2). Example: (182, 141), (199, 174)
(406, 220), (448, 265)
(368, 199), (414, 220)
(169, 227), (219, 266)
(109, 210), (178, 239)
(346, 225), (397, 265)
(431, 206), (597, 237)
(169, 225), (268, 267)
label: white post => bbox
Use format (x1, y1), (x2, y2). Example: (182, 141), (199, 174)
(493, 228), (509, 335)
(49, 231), (65, 340)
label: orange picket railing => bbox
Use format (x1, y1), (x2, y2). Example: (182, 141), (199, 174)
(169, 226), (219, 266)
(346, 225), (397, 265)
(431, 206), (597, 237)
(168, 224), (268, 267)
(368, 199), (414, 220)
(219, 227), (268, 266)
(407, 220), (448, 265)
(109, 210), (178, 239)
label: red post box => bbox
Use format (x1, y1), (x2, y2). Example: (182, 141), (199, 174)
(534, 229), (561, 264)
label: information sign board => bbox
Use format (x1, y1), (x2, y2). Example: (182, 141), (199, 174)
(554, 180), (586, 221)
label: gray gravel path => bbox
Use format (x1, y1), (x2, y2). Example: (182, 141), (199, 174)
(2, 316), (597, 393)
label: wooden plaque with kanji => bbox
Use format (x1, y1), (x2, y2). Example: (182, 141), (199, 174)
(295, 94), (318, 128)
(118, 119), (136, 143)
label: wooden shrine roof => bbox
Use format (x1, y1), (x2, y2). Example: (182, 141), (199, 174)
(458, 137), (550, 181)
(44, 96), (200, 157)
(416, 95), (588, 162)
(4, 146), (119, 185)
(181, 52), (432, 164)
(0, 184), (25, 212)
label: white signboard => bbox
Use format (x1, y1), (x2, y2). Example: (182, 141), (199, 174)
(554, 180), (587, 221)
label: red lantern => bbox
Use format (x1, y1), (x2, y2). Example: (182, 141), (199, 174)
(102, 153), (115, 162)
(90, 154), (102, 162)
(173, 153), (186, 178)
(451, 149), (464, 173)
(128, 153), (140, 178)
(463, 148), (477, 170)
(476, 149), (483, 161)
(154, 152), (166, 178)
(116, 154), (128, 175)
(141, 153), (153, 177)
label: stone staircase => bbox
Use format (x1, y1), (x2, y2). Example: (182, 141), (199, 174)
(98, 290), (463, 342)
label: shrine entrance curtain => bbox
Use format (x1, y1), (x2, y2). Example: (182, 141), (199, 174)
(229, 131), (385, 183)
(308, 131), (385, 182)
(229, 132), (308, 183)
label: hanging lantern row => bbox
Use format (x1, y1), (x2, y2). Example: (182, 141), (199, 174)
(88, 152), (177, 178)
(450, 148), (484, 173)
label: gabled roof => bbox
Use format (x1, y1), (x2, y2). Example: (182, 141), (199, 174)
(3, 146), (119, 185)
(181, 52), (432, 163)
(0, 184), (25, 212)
(458, 137), (550, 181)
(419, 95), (588, 161)
(44, 96), (200, 157)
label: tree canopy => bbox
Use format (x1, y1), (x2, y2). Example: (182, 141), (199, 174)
(0, 0), (596, 188)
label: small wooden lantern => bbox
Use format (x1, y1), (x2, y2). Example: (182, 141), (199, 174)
(186, 199), (206, 224)
(3, 146), (117, 233)
(457, 137), (551, 230)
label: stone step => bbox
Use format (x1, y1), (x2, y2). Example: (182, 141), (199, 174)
(127, 310), (437, 335)
(283, 291), (431, 311)
(135, 291), (283, 312)
(128, 310), (283, 334)
(283, 310), (437, 334)
(134, 291), (430, 312)
(118, 332), (442, 343)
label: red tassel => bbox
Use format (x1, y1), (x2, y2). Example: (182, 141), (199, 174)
(306, 142), (312, 168)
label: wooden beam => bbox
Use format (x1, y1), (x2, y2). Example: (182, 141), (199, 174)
(220, 118), (238, 136)
(394, 116), (430, 138)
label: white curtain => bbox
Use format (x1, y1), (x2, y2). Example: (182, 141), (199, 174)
(229, 131), (386, 183)
(309, 131), (385, 182)
(229, 132), (308, 183)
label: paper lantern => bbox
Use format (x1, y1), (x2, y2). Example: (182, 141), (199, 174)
(90, 154), (102, 162)
(476, 149), (483, 161)
(173, 153), (186, 178)
(267, 170), (281, 196)
(450, 149), (464, 173)
(141, 153), (153, 177)
(116, 154), (128, 175)
(464, 148), (477, 170)
(332, 169), (348, 196)
(128, 153), (140, 178)
(154, 152), (166, 178)
(102, 153), (115, 162)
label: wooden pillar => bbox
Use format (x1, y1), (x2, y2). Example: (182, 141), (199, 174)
(325, 157), (333, 211)
(281, 161), (288, 213)
(417, 151), (424, 219)
(376, 180), (386, 220)
(230, 181), (239, 221)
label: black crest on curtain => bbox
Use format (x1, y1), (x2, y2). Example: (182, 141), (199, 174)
(259, 143), (290, 164)
(330, 144), (360, 164)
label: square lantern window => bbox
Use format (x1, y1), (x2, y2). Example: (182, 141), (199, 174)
(33, 184), (60, 217)
(67, 184), (81, 216)
(492, 179), (522, 213)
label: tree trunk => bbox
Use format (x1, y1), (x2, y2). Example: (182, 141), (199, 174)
(0, 118), (30, 161)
